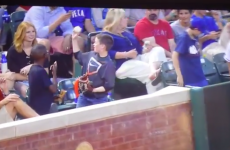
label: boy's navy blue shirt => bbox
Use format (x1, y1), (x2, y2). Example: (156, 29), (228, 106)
(74, 51), (115, 98)
(28, 65), (53, 115)
(175, 31), (207, 86)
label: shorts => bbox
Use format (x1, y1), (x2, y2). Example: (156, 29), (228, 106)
(185, 80), (208, 87)
(0, 106), (13, 124)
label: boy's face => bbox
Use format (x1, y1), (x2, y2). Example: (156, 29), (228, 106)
(93, 37), (105, 53)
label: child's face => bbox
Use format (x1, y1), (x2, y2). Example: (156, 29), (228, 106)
(93, 37), (105, 53)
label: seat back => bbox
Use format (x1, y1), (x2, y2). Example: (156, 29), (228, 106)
(200, 57), (220, 85)
(160, 61), (177, 87)
(126, 26), (135, 33)
(58, 78), (75, 91)
(65, 90), (77, 103)
(10, 11), (26, 34)
(74, 61), (82, 78)
(113, 78), (147, 100)
(87, 31), (101, 52)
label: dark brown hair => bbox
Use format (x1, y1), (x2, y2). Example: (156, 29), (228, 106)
(177, 9), (193, 14)
(96, 34), (114, 51)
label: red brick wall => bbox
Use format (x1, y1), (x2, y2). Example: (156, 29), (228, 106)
(0, 102), (194, 150)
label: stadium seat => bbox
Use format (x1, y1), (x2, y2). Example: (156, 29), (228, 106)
(200, 57), (220, 85)
(112, 78), (147, 100)
(9, 11), (26, 37)
(126, 26), (135, 33)
(160, 61), (178, 87)
(74, 61), (82, 78)
(213, 53), (230, 82)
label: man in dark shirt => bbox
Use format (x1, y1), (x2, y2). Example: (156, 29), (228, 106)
(72, 31), (115, 107)
(28, 44), (58, 115)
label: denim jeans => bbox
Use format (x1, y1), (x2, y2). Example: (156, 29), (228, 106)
(77, 93), (108, 108)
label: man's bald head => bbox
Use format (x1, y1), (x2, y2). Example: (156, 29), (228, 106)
(31, 44), (47, 61)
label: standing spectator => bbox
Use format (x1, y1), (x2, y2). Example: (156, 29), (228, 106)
(192, 10), (225, 61)
(72, 32), (115, 107)
(172, 18), (208, 87)
(171, 10), (192, 43)
(134, 9), (176, 58)
(24, 6), (79, 80)
(29, 44), (58, 115)
(125, 9), (145, 27)
(92, 8), (109, 31)
(64, 7), (95, 47)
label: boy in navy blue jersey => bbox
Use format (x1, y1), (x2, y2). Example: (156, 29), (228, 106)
(28, 44), (58, 115)
(172, 18), (208, 87)
(72, 29), (115, 107)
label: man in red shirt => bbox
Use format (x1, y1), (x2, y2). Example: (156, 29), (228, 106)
(134, 9), (176, 58)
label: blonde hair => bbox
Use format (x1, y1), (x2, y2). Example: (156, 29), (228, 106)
(219, 22), (230, 49)
(103, 9), (126, 32)
(13, 22), (37, 53)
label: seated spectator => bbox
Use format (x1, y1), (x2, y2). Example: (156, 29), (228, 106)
(24, 6), (78, 80)
(92, 8), (109, 31)
(125, 9), (145, 27)
(72, 31), (115, 107)
(222, 23), (230, 73)
(0, 79), (39, 125)
(172, 18), (208, 87)
(192, 10), (225, 61)
(20, 6), (31, 11)
(134, 9), (176, 58)
(219, 22), (230, 49)
(102, 9), (167, 94)
(7, 22), (49, 98)
(211, 10), (227, 30)
(64, 7), (95, 50)
(29, 44), (58, 115)
(171, 10), (192, 43)
(159, 9), (178, 21)
(0, 5), (27, 13)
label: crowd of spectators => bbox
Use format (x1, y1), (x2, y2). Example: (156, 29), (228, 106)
(0, 6), (230, 125)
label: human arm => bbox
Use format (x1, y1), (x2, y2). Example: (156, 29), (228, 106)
(0, 94), (19, 109)
(41, 66), (57, 93)
(224, 43), (230, 74)
(92, 8), (105, 28)
(125, 9), (137, 26)
(84, 9), (96, 32)
(26, 7), (71, 38)
(172, 36), (187, 86)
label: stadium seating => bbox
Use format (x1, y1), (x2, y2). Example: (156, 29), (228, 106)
(160, 61), (178, 87)
(201, 57), (220, 85)
(213, 53), (230, 82)
(9, 11), (26, 37)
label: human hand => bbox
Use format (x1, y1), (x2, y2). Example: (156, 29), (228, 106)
(1, 94), (19, 105)
(127, 49), (138, 59)
(20, 65), (32, 75)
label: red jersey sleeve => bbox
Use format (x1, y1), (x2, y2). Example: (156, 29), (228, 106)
(134, 19), (153, 43)
(20, 6), (31, 11)
(165, 22), (174, 39)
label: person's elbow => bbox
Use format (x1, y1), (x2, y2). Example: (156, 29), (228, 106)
(103, 82), (115, 91)
(108, 50), (116, 60)
(36, 26), (49, 38)
(49, 85), (57, 94)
